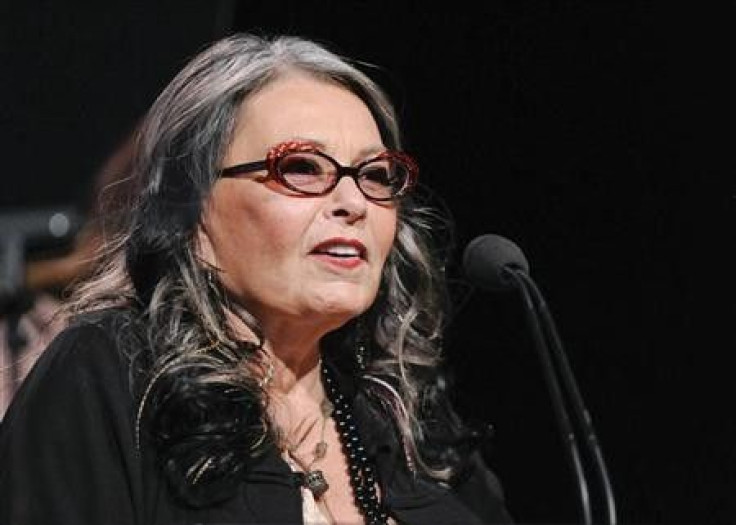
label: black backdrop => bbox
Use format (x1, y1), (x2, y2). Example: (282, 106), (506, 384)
(2, 1), (735, 523)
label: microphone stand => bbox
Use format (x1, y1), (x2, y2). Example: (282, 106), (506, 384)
(504, 267), (617, 525)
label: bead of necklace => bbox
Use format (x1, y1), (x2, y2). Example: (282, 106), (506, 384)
(322, 362), (388, 525)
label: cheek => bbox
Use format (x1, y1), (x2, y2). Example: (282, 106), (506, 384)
(203, 184), (314, 272)
(373, 209), (399, 266)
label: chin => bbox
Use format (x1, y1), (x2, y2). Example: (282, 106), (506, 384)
(310, 291), (373, 320)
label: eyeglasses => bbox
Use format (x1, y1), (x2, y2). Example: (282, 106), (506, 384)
(220, 141), (418, 201)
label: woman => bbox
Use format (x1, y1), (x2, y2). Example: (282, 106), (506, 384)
(0, 33), (513, 524)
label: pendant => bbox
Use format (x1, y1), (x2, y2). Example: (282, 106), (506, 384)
(314, 440), (328, 460)
(303, 469), (329, 498)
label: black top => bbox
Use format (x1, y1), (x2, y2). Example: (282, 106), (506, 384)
(0, 309), (513, 524)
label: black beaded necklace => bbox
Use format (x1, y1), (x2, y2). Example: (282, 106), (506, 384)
(321, 362), (388, 525)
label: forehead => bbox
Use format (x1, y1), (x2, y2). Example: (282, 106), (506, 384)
(230, 72), (384, 157)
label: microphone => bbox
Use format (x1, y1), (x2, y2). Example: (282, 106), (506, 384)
(462, 234), (529, 292)
(463, 233), (617, 525)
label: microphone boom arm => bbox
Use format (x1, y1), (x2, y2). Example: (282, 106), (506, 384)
(505, 267), (594, 525)
(512, 269), (618, 525)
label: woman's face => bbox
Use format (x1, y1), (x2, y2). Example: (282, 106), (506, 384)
(199, 73), (397, 338)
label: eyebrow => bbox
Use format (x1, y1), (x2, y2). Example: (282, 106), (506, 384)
(286, 137), (386, 159)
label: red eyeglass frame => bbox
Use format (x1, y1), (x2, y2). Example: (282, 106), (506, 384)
(219, 141), (418, 201)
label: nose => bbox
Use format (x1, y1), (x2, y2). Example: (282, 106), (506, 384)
(326, 175), (367, 224)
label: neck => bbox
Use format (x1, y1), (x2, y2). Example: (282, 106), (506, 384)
(224, 308), (335, 394)
(266, 345), (326, 445)
(267, 344), (322, 395)
(260, 317), (334, 394)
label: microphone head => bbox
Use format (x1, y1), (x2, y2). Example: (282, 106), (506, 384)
(462, 234), (530, 291)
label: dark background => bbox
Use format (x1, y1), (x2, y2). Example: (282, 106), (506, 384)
(2, 1), (734, 523)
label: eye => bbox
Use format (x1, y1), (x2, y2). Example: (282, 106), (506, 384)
(358, 159), (410, 200)
(279, 153), (323, 177)
(277, 152), (332, 192)
(360, 164), (394, 187)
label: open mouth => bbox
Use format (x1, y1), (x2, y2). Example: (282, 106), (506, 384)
(311, 238), (367, 262)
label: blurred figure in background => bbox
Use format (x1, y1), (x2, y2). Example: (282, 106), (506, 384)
(0, 131), (135, 418)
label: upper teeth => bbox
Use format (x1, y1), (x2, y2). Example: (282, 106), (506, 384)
(324, 245), (360, 257)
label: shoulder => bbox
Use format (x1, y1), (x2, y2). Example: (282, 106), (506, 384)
(448, 450), (514, 523)
(42, 308), (136, 375)
(0, 307), (151, 525)
(3, 308), (142, 424)
(350, 375), (514, 523)
(420, 382), (513, 521)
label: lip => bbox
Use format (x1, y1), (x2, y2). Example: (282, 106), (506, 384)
(309, 237), (367, 269)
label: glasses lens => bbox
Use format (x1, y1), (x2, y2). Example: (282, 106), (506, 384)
(276, 150), (414, 200)
(358, 158), (410, 200)
(277, 152), (333, 194)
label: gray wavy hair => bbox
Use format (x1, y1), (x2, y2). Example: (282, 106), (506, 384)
(67, 33), (452, 482)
